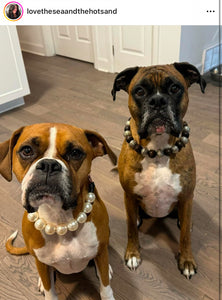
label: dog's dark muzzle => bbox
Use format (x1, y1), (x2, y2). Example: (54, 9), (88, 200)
(24, 159), (77, 213)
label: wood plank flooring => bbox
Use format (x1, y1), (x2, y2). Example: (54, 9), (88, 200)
(0, 53), (220, 300)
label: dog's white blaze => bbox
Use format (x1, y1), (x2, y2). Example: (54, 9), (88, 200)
(134, 133), (182, 218)
(21, 126), (70, 207)
(44, 127), (57, 158)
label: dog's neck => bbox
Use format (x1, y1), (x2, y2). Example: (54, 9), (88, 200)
(38, 184), (88, 225)
(124, 117), (190, 159)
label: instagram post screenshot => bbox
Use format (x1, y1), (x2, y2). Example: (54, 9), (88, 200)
(0, 0), (220, 299)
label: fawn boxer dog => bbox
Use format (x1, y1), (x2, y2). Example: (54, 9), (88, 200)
(111, 62), (206, 279)
(0, 123), (117, 300)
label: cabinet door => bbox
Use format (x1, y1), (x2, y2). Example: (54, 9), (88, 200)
(112, 26), (153, 72)
(0, 26), (30, 111)
(52, 26), (94, 63)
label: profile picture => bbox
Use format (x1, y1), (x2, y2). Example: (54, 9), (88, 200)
(4, 2), (23, 21)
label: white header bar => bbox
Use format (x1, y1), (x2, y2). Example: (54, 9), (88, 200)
(0, 0), (220, 25)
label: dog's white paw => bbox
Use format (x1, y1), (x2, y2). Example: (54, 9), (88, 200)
(38, 277), (45, 295)
(109, 264), (113, 280)
(126, 256), (141, 271)
(183, 267), (195, 279)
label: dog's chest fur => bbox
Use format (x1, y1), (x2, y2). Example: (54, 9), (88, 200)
(134, 134), (182, 218)
(34, 205), (99, 274)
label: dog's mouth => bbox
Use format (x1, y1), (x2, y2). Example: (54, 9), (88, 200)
(150, 119), (168, 135)
(139, 118), (175, 138)
(24, 183), (77, 213)
(138, 113), (182, 139)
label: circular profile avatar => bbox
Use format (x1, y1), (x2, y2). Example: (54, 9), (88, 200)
(4, 2), (23, 21)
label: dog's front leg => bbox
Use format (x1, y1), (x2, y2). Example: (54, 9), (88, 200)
(124, 192), (141, 270)
(95, 246), (115, 300)
(178, 195), (197, 279)
(35, 259), (58, 300)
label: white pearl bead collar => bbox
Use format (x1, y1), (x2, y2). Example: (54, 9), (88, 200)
(27, 191), (96, 236)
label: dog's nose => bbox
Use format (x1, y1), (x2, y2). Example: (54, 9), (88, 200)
(36, 159), (62, 175)
(148, 94), (168, 109)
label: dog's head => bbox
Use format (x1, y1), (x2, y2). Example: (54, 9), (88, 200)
(112, 62), (206, 139)
(0, 123), (116, 212)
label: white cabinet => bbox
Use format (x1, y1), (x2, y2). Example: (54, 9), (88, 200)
(0, 26), (30, 113)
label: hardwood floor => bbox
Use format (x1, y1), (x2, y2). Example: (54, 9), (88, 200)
(0, 53), (220, 300)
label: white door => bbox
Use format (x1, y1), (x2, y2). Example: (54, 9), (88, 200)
(52, 26), (94, 63)
(112, 26), (153, 72)
(0, 26), (30, 113)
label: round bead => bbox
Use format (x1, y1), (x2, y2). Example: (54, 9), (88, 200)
(67, 219), (79, 231)
(34, 219), (46, 231)
(126, 136), (133, 143)
(44, 224), (56, 235)
(126, 120), (130, 126)
(163, 148), (172, 156)
(157, 149), (163, 157)
(183, 126), (190, 133)
(77, 212), (87, 224)
(56, 225), (68, 235)
(83, 202), (93, 214)
(148, 150), (157, 158)
(181, 137), (189, 144)
(141, 148), (148, 156)
(134, 144), (143, 154)
(124, 130), (131, 137)
(124, 125), (130, 131)
(182, 131), (189, 138)
(87, 192), (96, 203)
(129, 140), (137, 148)
(171, 145), (179, 153)
(175, 140), (184, 150)
(27, 212), (39, 222)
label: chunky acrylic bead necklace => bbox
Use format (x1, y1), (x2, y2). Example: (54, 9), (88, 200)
(124, 118), (190, 158)
(27, 179), (96, 236)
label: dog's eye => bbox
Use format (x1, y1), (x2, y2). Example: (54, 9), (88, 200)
(170, 84), (180, 94)
(134, 87), (146, 97)
(19, 146), (34, 159)
(69, 148), (84, 160)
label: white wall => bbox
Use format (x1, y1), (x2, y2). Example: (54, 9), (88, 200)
(179, 25), (219, 71)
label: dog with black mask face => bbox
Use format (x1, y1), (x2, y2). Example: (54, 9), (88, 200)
(112, 62), (206, 279)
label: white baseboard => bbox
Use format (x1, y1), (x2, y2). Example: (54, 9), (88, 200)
(19, 41), (46, 56)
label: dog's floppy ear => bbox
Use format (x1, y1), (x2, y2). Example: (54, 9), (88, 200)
(111, 66), (139, 101)
(84, 130), (117, 165)
(173, 62), (206, 93)
(0, 127), (24, 181)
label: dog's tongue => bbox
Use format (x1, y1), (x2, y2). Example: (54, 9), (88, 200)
(155, 125), (166, 134)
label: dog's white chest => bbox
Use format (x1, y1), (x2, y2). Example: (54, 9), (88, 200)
(134, 156), (182, 218)
(34, 222), (99, 274)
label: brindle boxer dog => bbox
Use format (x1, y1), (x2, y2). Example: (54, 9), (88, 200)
(111, 62), (206, 279)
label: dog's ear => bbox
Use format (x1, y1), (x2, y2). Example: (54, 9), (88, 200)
(111, 66), (139, 101)
(84, 130), (117, 165)
(0, 127), (24, 181)
(173, 62), (206, 93)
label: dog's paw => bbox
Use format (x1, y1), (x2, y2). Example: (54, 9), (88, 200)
(38, 277), (45, 295)
(178, 255), (197, 279)
(126, 256), (141, 271)
(109, 264), (113, 280)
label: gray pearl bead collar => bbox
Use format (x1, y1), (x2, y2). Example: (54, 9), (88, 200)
(124, 118), (190, 158)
